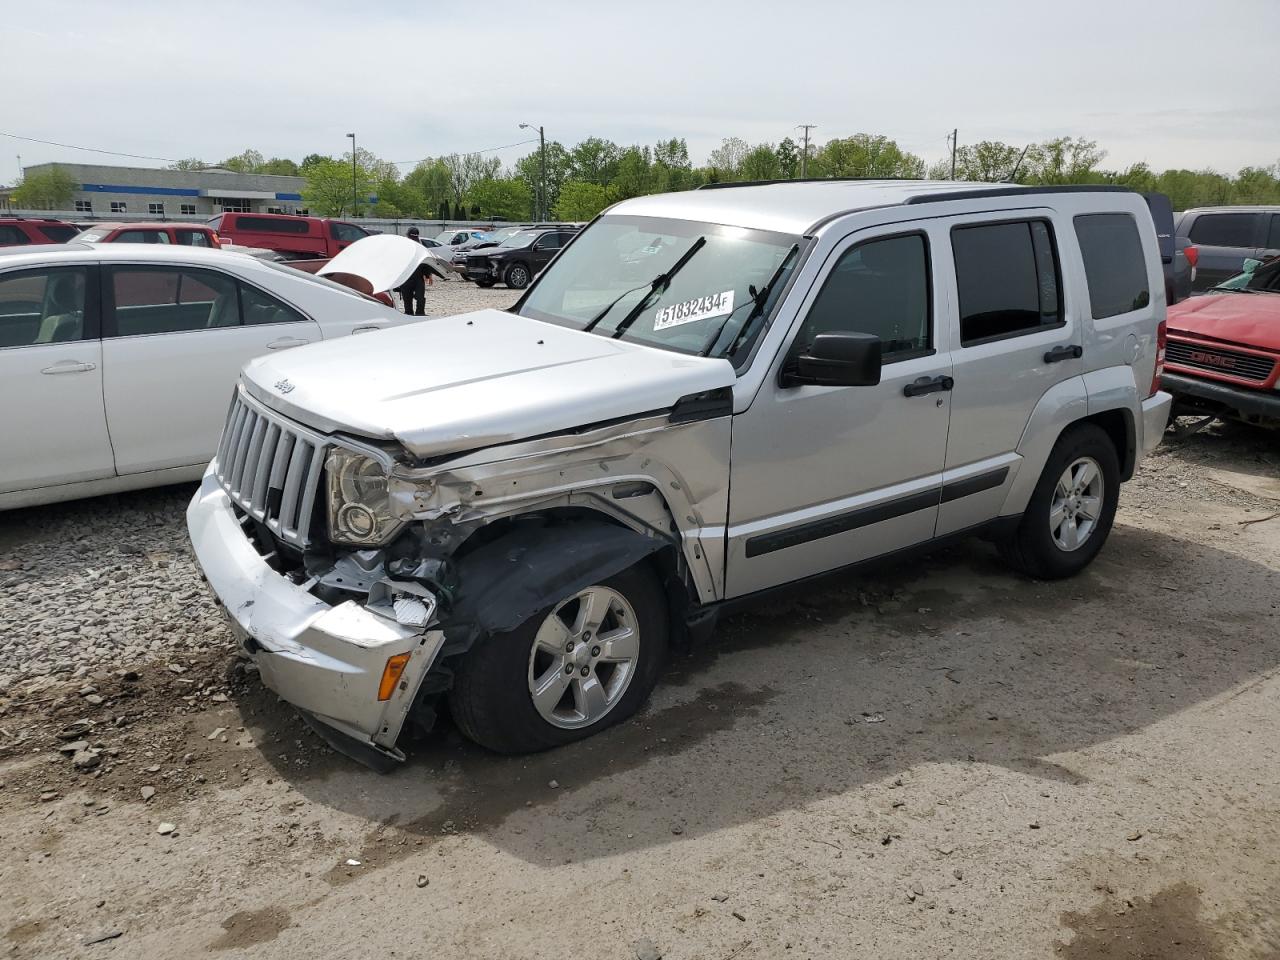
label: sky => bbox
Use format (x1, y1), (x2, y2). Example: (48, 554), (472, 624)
(5, 0), (1278, 184)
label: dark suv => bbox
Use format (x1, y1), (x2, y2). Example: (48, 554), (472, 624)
(1175, 206), (1280, 291)
(463, 226), (578, 289)
(0, 218), (81, 246)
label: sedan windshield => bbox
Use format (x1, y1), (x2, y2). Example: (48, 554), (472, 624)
(518, 215), (800, 358)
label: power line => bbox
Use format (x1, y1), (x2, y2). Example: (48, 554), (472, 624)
(388, 138), (541, 166)
(0, 130), (182, 164)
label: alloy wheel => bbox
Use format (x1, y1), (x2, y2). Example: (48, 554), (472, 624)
(1050, 456), (1104, 552)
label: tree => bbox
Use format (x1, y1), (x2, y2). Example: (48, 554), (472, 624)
(442, 152), (501, 206)
(554, 180), (613, 220)
(404, 159), (453, 216)
(260, 157), (300, 177)
(953, 140), (1023, 182)
(774, 138), (800, 179)
(300, 153), (332, 173)
(738, 144), (782, 181)
(465, 176), (533, 220)
(810, 134), (925, 179)
(168, 158), (207, 171)
(515, 142), (571, 216)
(707, 137), (749, 178)
(302, 157), (373, 216)
(12, 165), (75, 210)
(220, 149), (265, 173)
(569, 137), (621, 186)
(1025, 137), (1106, 184)
(611, 146), (654, 199)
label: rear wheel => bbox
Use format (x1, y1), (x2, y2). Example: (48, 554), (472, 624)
(999, 423), (1120, 579)
(474, 279), (496, 288)
(504, 262), (531, 289)
(449, 563), (668, 753)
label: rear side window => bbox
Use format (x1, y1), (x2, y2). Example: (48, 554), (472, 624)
(175, 229), (213, 247)
(110, 267), (240, 336)
(330, 222), (367, 242)
(239, 283), (307, 325)
(1188, 213), (1256, 247)
(0, 268), (88, 347)
(1267, 215), (1280, 250)
(952, 220), (1062, 345)
(38, 225), (79, 243)
(114, 230), (170, 244)
(796, 233), (931, 359)
(1074, 214), (1151, 319)
(0, 225), (27, 246)
(235, 216), (311, 234)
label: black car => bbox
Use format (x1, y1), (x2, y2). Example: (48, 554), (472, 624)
(463, 227), (578, 289)
(1175, 206), (1280, 291)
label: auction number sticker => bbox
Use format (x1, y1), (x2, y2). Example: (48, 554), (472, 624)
(653, 290), (735, 331)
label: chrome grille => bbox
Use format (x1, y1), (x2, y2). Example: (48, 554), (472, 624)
(214, 389), (328, 548)
(1166, 341), (1276, 383)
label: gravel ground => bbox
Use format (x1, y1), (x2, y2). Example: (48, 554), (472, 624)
(2, 300), (1279, 957)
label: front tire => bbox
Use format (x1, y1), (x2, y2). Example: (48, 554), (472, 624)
(999, 423), (1120, 580)
(449, 563), (668, 753)
(474, 279), (496, 288)
(504, 262), (531, 289)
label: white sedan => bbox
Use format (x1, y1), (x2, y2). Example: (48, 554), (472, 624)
(0, 239), (425, 510)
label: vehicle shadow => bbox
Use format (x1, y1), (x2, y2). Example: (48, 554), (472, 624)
(231, 520), (1280, 874)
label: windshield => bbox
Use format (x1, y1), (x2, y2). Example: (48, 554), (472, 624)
(518, 215), (800, 358)
(1213, 257), (1280, 294)
(499, 230), (539, 249)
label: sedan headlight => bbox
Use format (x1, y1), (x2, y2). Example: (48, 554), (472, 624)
(326, 449), (403, 546)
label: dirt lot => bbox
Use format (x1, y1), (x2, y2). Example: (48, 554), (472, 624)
(2, 286), (1279, 957)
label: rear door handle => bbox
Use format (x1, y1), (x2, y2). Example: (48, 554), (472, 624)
(267, 337), (310, 350)
(1044, 344), (1083, 364)
(40, 360), (97, 375)
(352, 325), (380, 335)
(903, 375), (954, 397)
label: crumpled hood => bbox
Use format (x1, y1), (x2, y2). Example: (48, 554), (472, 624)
(241, 309), (735, 457)
(1168, 293), (1280, 353)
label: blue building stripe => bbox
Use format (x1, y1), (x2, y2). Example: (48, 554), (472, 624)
(81, 183), (201, 197)
(274, 192), (303, 201)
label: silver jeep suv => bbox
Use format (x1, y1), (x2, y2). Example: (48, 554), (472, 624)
(188, 180), (1173, 769)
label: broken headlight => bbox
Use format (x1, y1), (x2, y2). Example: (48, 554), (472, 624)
(326, 449), (404, 546)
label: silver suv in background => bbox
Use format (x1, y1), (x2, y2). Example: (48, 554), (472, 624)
(188, 180), (1173, 770)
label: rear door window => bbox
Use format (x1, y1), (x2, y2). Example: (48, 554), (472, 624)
(0, 268), (89, 347)
(0, 225), (28, 246)
(38, 224), (79, 243)
(952, 220), (1062, 345)
(175, 229), (213, 247)
(109, 267), (240, 336)
(114, 230), (170, 244)
(1074, 213), (1151, 319)
(1188, 213), (1257, 247)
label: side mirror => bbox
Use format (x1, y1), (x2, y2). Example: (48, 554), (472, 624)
(783, 331), (882, 387)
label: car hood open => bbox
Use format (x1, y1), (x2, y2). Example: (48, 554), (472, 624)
(240, 309), (735, 458)
(318, 234), (447, 293)
(1169, 293), (1280, 353)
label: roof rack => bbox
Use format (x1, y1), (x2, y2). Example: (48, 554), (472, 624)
(698, 177), (916, 191)
(903, 184), (1132, 204)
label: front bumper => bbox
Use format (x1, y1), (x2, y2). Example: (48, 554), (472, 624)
(1141, 389), (1174, 454)
(186, 466), (444, 769)
(1163, 372), (1280, 421)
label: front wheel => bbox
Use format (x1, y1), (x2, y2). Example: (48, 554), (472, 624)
(504, 262), (531, 289)
(448, 563), (668, 753)
(474, 279), (496, 288)
(999, 423), (1120, 579)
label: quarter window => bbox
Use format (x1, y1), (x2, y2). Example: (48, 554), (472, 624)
(0, 268), (88, 347)
(175, 229), (212, 247)
(952, 220), (1062, 345)
(1074, 214), (1151, 319)
(110, 267), (240, 336)
(239, 284), (306, 326)
(795, 233), (932, 359)
(1188, 213), (1255, 247)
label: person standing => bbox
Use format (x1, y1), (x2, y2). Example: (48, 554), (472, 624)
(398, 227), (427, 316)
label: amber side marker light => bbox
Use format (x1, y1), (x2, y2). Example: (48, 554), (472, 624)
(378, 653), (412, 701)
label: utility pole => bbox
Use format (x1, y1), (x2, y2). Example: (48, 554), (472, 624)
(796, 124), (816, 178)
(346, 133), (358, 217)
(519, 123), (547, 220)
(948, 129), (958, 180)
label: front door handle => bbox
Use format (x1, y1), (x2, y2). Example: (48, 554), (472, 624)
(352, 325), (380, 335)
(40, 360), (97, 375)
(1044, 344), (1083, 364)
(267, 337), (310, 350)
(903, 375), (954, 397)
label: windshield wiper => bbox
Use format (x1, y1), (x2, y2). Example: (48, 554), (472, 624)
(611, 236), (707, 340)
(700, 243), (799, 358)
(580, 237), (705, 335)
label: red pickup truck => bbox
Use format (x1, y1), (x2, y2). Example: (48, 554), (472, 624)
(1164, 255), (1280, 429)
(208, 212), (370, 259)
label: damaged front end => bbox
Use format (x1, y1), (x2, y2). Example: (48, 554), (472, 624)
(187, 383), (729, 770)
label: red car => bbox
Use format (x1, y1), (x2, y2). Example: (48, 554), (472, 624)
(208, 212), (369, 260)
(0, 217), (81, 246)
(1164, 255), (1280, 428)
(76, 221), (220, 248)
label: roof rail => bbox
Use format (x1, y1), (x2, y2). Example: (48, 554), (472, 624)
(903, 184), (1133, 205)
(697, 177), (918, 191)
